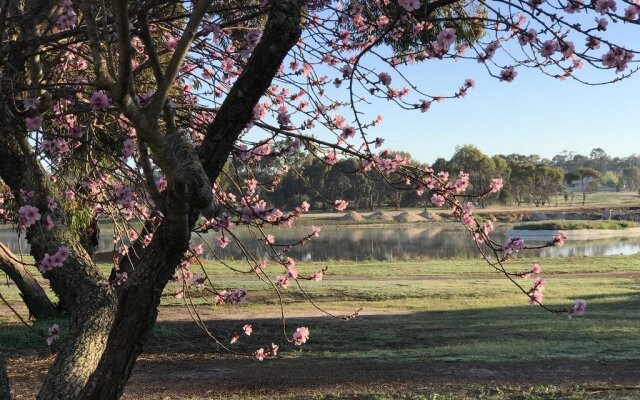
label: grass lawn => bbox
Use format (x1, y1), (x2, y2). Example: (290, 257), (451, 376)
(1, 255), (639, 399)
(512, 220), (637, 231)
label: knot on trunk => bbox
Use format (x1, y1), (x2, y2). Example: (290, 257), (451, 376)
(165, 134), (212, 210)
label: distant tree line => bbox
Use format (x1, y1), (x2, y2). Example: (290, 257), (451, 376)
(230, 143), (640, 210)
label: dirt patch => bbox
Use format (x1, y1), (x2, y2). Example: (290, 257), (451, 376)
(419, 210), (443, 221)
(341, 211), (364, 221)
(366, 211), (393, 221)
(8, 353), (639, 399)
(394, 212), (425, 223)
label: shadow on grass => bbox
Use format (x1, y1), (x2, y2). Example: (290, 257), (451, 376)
(2, 299), (639, 398)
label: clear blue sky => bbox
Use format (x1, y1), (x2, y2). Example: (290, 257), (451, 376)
(362, 57), (640, 164)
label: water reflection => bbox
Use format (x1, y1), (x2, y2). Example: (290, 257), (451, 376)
(2, 224), (639, 261)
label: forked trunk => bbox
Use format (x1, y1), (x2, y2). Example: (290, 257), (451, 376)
(0, 243), (59, 320)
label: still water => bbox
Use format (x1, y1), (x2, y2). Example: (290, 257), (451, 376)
(1, 224), (639, 261)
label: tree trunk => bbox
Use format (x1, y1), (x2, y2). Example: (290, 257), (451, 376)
(0, 243), (58, 320)
(79, 220), (190, 399)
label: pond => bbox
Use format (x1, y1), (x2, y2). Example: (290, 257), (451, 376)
(1, 223), (639, 261)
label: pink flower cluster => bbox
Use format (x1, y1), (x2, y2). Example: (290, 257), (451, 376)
(276, 257), (299, 289)
(90, 91), (110, 111)
(489, 178), (504, 193)
(55, 0), (77, 31)
(334, 199), (348, 211)
(292, 326), (310, 345)
(47, 324), (60, 346)
(568, 299), (587, 319)
(398, 0), (420, 12)
(39, 246), (71, 273)
(503, 237), (525, 256)
(254, 343), (279, 361)
(214, 289), (247, 305)
(25, 115), (43, 131)
(528, 277), (545, 305)
(18, 205), (41, 228)
(553, 231), (568, 246)
(602, 47), (634, 72)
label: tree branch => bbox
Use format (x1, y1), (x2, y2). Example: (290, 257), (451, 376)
(148, 0), (213, 117)
(198, 0), (303, 184)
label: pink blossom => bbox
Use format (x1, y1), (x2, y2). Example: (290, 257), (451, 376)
(90, 91), (110, 110)
(624, 5), (639, 20)
(398, 0), (420, 11)
(18, 205), (41, 227)
(45, 215), (55, 230)
(436, 28), (457, 49)
(276, 107), (291, 127)
(215, 289), (247, 305)
(122, 138), (135, 158)
(531, 263), (542, 274)
(23, 98), (40, 110)
(540, 40), (558, 57)
(518, 29), (537, 45)
(215, 236), (231, 248)
(166, 34), (178, 51)
(156, 177), (167, 192)
(112, 272), (128, 286)
(47, 196), (58, 210)
(503, 237), (525, 255)
(595, 17), (608, 30)
(276, 275), (290, 288)
(499, 67), (518, 82)
(489, 178), (504, 193)
(528, 289), (544, 305)
(266, 234), (275, 244)
(243, 324), (253, 336)
(569, 299), (587, 318)
(341, 126), (356, 139)
(601, 47), (634, 72)
(310, 271), (323, 281)
(25, 115), (43, 131)
(312, 226), (321, 237)
(334, 199), (348, 211)
(463, 202), (475, 215)
(594, 0), (616, 14)
(419, 99), (431, 113)
(46, 324), (60, 346)
(254, 348), (265, 361)
(39, 246), (71, 273)
(378, 72), (392, 86)
(292, 326), (310, 345)
(430, 194), (445, 207)
(553, 230), (568, 246)
(284, 257), (298, 279)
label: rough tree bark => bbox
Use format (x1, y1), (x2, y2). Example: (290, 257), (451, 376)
(0, 0), (302, 398)
(79, 2), (303, 398)
(0, 243), (58, 320)
(0, 95), (117, 400)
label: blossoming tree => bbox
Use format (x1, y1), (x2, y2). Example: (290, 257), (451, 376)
(0, 0), (637, 398)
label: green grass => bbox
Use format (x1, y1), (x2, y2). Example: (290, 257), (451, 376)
(2, 255), (639, 398)
(513, 220), (637, 230)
